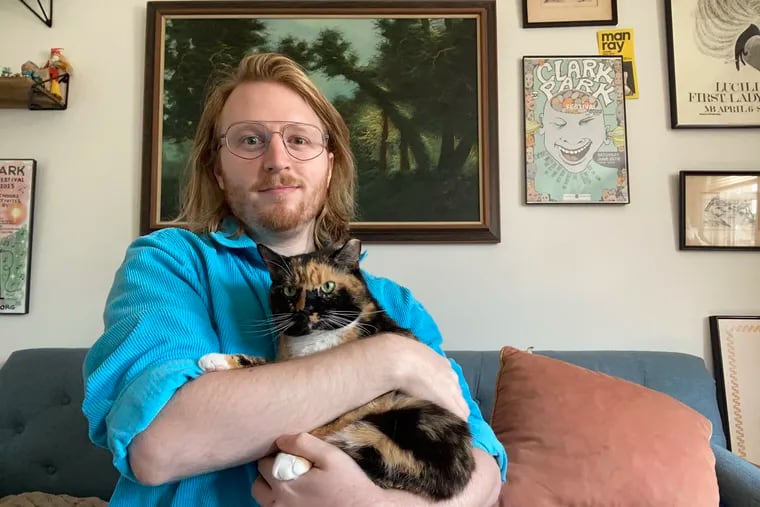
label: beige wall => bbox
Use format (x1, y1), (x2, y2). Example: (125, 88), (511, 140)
(0, 0), (758, 363)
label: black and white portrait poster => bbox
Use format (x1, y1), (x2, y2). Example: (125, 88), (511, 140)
(666, 0), (760, 127)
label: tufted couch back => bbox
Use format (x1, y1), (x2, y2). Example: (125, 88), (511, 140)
(0, 348), (118, 499)
(0, 347), (728, 500)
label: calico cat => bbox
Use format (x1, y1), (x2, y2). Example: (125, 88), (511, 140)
(198, 238), (474, 501)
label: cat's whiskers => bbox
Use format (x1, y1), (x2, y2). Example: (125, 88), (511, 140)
(238, 313), (295, 341)
(320, 313), (379, 336)
(268, 258), (295, 280)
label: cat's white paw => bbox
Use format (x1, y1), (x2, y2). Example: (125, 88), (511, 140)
(272, 452), (313, 481)
(198, 353), (232, 372)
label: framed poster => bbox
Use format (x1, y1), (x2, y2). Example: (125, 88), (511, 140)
(665, 0), (760, 128)
(523, 55), (629, 204)
(679, 170), (759, 250)
(522, 0), (617, 28)
(710, 315), (760, 465)
(0, 159), (36, 315)
(142, 0), (500, 243)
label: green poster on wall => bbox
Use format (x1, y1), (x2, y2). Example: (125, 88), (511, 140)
(0, 159), (36, 315)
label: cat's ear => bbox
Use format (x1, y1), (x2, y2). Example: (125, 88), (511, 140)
(257, 243), (288, 280)
(331, 238), (362, 269)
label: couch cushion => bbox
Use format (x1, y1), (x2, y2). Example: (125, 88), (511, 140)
(446, 350), (501, 422)
(538, 349), (727, 448)
(492, 346), (719, 507)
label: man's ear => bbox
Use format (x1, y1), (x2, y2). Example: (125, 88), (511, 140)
(214, 162), (225, 190)
(326, 151), (334, 189)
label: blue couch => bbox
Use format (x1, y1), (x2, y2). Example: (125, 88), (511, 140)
(1, 347), (759, 505)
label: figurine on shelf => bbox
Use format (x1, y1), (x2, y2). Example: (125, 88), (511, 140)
(21, 61), (46, 84)
(1, 67), (12, 77)
(43, 48), (72, 100)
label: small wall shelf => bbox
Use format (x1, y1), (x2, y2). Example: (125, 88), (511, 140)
(0, 74), (69, 110)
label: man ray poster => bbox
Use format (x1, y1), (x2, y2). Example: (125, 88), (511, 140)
(0, 159), (36, 314)
(524, 56), (629, 204)
(667, 0), (760, 127)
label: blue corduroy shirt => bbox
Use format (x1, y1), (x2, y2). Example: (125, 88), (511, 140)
(82, 225), (507, 506)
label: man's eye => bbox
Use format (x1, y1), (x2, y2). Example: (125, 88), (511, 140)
(288, 136), (309, 145)
(283, 286), (297, 297)
(242, 135), (264, 145)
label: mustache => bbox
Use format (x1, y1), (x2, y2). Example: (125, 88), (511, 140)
(255, 175), (302, 191)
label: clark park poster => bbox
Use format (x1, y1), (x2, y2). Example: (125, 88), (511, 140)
(0, 159), (35, 315)
(524, 56), (629, 204)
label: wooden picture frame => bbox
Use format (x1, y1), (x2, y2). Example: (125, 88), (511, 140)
(679, 170), (760, 250)
(523, 55), (630, 204)
(710, 315), (760, 465)
(522, 0), (618, 28)
(665, 0), (760, 128)
(142, 0), (500, 243)
(0, 159), (36, 315)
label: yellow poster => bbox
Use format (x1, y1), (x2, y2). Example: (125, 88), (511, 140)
(597, 28), (639, 99)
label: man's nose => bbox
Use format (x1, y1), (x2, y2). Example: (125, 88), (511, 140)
(261, 131), (291, 170)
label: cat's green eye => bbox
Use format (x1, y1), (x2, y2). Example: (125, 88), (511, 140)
(282, 286), (297, 297)
(321, 281), (336, 294)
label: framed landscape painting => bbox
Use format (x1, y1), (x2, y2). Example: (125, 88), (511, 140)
(142, 0), (500, 243)
(523, 55), (629, 204)
(665, 0), (760, 128)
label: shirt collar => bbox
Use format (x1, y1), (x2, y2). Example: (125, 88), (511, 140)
(208, 216), (257, 249)
(208, 216), (369, 261)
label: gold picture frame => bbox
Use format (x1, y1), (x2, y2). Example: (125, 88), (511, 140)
(141, 0), (500, 243)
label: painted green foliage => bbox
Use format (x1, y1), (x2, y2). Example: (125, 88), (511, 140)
(159, 17), (481, 223)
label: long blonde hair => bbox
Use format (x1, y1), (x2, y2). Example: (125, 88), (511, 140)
(178, 53), (355, 247)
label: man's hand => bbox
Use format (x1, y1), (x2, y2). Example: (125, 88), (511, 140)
(251, 433), (388, 507)
(387, 334), (470, 421)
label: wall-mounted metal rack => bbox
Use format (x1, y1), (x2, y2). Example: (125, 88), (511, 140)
(19, 0), (53, 27)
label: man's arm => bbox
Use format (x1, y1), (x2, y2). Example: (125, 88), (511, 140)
(130, 333), (467, 485)
(130, 336), (390, 485)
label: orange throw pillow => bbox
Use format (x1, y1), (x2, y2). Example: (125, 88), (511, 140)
(492, 346), (719, 507)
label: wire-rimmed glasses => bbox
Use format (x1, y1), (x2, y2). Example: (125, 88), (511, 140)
(219, 121), (329, 161)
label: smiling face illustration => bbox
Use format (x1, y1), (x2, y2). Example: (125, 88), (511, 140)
(540, 90), (607, 173)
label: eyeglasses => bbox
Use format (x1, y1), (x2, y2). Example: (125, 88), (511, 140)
(219, 121), (329, 161)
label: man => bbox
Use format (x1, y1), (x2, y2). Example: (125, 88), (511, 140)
(83, 52), (507, 507)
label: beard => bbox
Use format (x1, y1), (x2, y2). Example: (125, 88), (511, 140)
(224, 173), (328, 233)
